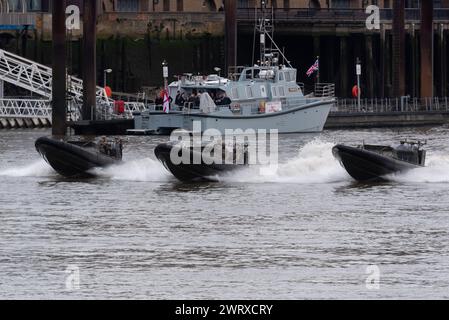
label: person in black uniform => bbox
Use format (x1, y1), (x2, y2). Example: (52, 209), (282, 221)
(175, 91), (185, 107)
(221, 94), (232, 106)
(215, 91), (231, 106)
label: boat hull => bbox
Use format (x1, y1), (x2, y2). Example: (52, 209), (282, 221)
(140, 100), (333, 134)
(332, 144), (421, 181)
(154, 143), (245, 182)
(35, 137), (121, 177)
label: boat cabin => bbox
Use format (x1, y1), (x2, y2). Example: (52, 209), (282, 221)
(393, 142), (426, 166)
(362, 142), (426, 166)
(165, 65), (305, 117)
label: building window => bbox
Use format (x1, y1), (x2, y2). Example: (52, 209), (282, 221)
(204, 0), (217, 11)
(291, 71), (296, 82)
(26, 0), (41, 11)
(405, 0), (420, 8)
(7, 0), (23, 12)
(260, 85), (267, 97)
(278, 72), (284, 81)
(177, 0), (183, 11)
(232, 88), (239, 99)
(163, 0), (170, 11)
(246, 86), (254, 98)
(309, 0), (321, 8)
(279, 86), (285, 97)
(7, 0), (42, 12)
(238, 0), (249, 8)
(332, 0), (350, 8)
(117, 0), (139, 12)
(283, 0), (289, 9)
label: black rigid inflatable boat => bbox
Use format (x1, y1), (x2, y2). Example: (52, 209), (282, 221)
(35, 136), (123, 178)
(332, 141), (426, 182)
(155, 141), (248, 182)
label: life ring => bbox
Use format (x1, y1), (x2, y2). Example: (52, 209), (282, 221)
(104, 86), (112, 98)
(352, 85), (360, 98)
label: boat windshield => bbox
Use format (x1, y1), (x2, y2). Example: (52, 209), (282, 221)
(199, 92), (217, 113)
(393, 143), (419, 163)
(240, 67), (275, 81)
(175, 89), (231, 109)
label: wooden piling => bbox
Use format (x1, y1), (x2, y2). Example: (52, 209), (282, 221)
(82, 0), (98, 121)
(421, 0), (434, 98)
(392, 0), (406, 97)
(225, 0), (237, 73)
(51, 0), (67, 135)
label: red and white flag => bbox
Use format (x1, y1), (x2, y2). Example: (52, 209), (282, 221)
(163, 90), (170, 113)
(306, 59), (319, 77)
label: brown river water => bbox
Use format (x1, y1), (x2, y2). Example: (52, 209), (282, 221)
(1, 127), (448, 299)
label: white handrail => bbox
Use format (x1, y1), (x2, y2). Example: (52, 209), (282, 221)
(0, 48), (148, 120)
(0, 98), (51, 119)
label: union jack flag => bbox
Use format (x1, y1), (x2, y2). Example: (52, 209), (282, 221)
(163, 89), (170, 113)
(306, 59), (319, 77)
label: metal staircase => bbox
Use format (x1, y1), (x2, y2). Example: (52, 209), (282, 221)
(0, 48), (110, 101)
(0, 48), (146, 122)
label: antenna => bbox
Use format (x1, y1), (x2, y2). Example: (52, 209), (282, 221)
(271, 6), (274, 56)
(252, 6), (257, 67)
(253, 2), (293, 69)
(259, 1), (266, 66)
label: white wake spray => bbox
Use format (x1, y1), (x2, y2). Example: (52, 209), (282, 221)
(0, 157), (170, 182)
(5, 140), (449, 185)
(221, 139), (350, 184)
(92, 157), (171, 182)
(0, 159), (55, 177)
(389, 152), (449, 183)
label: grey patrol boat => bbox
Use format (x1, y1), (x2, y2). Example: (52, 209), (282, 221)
(133, 5), (335, 135)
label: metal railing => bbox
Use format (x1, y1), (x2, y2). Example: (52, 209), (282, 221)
(121, 101), (147, 118)
(101, 11), (224, 22)
(0, 48), (109, 102)
(228, 66), (246, 81)
(84, 100), (148, 121)
(333, 97), (449, 114)
(314, 83), (335, 99)
(0, 48), (149, 121)
(237, 8), (449, 23)
(0, 13), (35, 26)
(111, 91), (147, 103)
(0, 98), (51, 119)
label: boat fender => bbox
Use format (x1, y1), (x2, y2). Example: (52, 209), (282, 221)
(259, 101), (266, 113)
(230, 103), (240, 110)
(114, 100), (125, 114)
